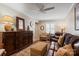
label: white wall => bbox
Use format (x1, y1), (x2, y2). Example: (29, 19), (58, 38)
(35, 23), (40, 41)
(65, 7), (79, 35)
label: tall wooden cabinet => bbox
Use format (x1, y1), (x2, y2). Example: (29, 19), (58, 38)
(0, 31), (33, 55)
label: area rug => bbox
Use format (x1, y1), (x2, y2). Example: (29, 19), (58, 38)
(11, 41), (50, 56)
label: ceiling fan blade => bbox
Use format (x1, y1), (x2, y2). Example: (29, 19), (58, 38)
(44, 7), (55, 11)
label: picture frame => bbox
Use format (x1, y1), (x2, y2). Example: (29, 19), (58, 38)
(16, 16), (25, 31)
(75, 4), (79, 30)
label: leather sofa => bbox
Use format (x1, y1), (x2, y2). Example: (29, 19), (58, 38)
(51, 33), (79, 56)
(63, 33), (79, 56)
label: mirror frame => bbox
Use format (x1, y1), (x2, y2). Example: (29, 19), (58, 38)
(40, 25), (44, 31)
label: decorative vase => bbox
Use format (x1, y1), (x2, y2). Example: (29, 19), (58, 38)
(27, 26), (30, 31)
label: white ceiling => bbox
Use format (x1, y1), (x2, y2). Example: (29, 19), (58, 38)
(2, 3), (74, 20)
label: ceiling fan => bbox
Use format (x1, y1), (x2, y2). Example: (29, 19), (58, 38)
(39, 4), (55, 13)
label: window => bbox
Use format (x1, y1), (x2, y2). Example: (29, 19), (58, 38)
(46, 24), (50, 33)
(46, 23), (55, 34)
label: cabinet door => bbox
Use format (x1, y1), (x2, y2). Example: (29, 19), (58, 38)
(23, 32), (28, 46)
(16, 32), (24, 49)
(27, 31), (33, 45)
(3, 32), (16, 55)
(22, 31), (33, 47)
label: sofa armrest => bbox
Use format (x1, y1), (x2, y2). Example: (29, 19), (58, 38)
(73, 41), (79, 55)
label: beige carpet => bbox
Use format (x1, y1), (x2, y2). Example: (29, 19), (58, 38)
(11, 41), (50, 56)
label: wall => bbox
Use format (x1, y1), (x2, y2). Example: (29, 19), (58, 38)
(35, 23), (40, 41)
(65, 6), (79, 35)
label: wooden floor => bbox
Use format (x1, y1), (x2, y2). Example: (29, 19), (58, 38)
(47, 42), (58, 56)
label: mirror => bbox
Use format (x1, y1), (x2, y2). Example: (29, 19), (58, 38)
(16, 16), (25, 31)
(40, 25), (44, 31)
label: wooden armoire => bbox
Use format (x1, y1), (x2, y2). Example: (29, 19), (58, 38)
(0, 31), (33, 55)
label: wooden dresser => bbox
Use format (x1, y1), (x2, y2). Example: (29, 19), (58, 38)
(0, 31), (33, 55)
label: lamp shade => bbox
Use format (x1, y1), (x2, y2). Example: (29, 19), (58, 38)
(0, 16), (16, 24)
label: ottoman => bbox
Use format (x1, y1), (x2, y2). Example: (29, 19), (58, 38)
(30, 41), (47, 56)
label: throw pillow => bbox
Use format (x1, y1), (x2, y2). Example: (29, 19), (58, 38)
(55, 44), (74, 56)
(58, 35), (64, 47)
(55, 47), (67, 56)
(63, 44), (74, 56)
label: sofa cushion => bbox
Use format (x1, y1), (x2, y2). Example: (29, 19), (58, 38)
(63, 33), (73, 45)
(63, 44), (74, 55)
(55, 47), (66, 56)
(69, 36), (79, 45)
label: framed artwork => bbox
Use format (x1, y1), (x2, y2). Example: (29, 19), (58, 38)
(16, 16), (25, 31)
(75, 4), (79, 30)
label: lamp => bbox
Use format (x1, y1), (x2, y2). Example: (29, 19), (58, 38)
(0, 16), (16, 31)
(61, 27), (65, 33)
